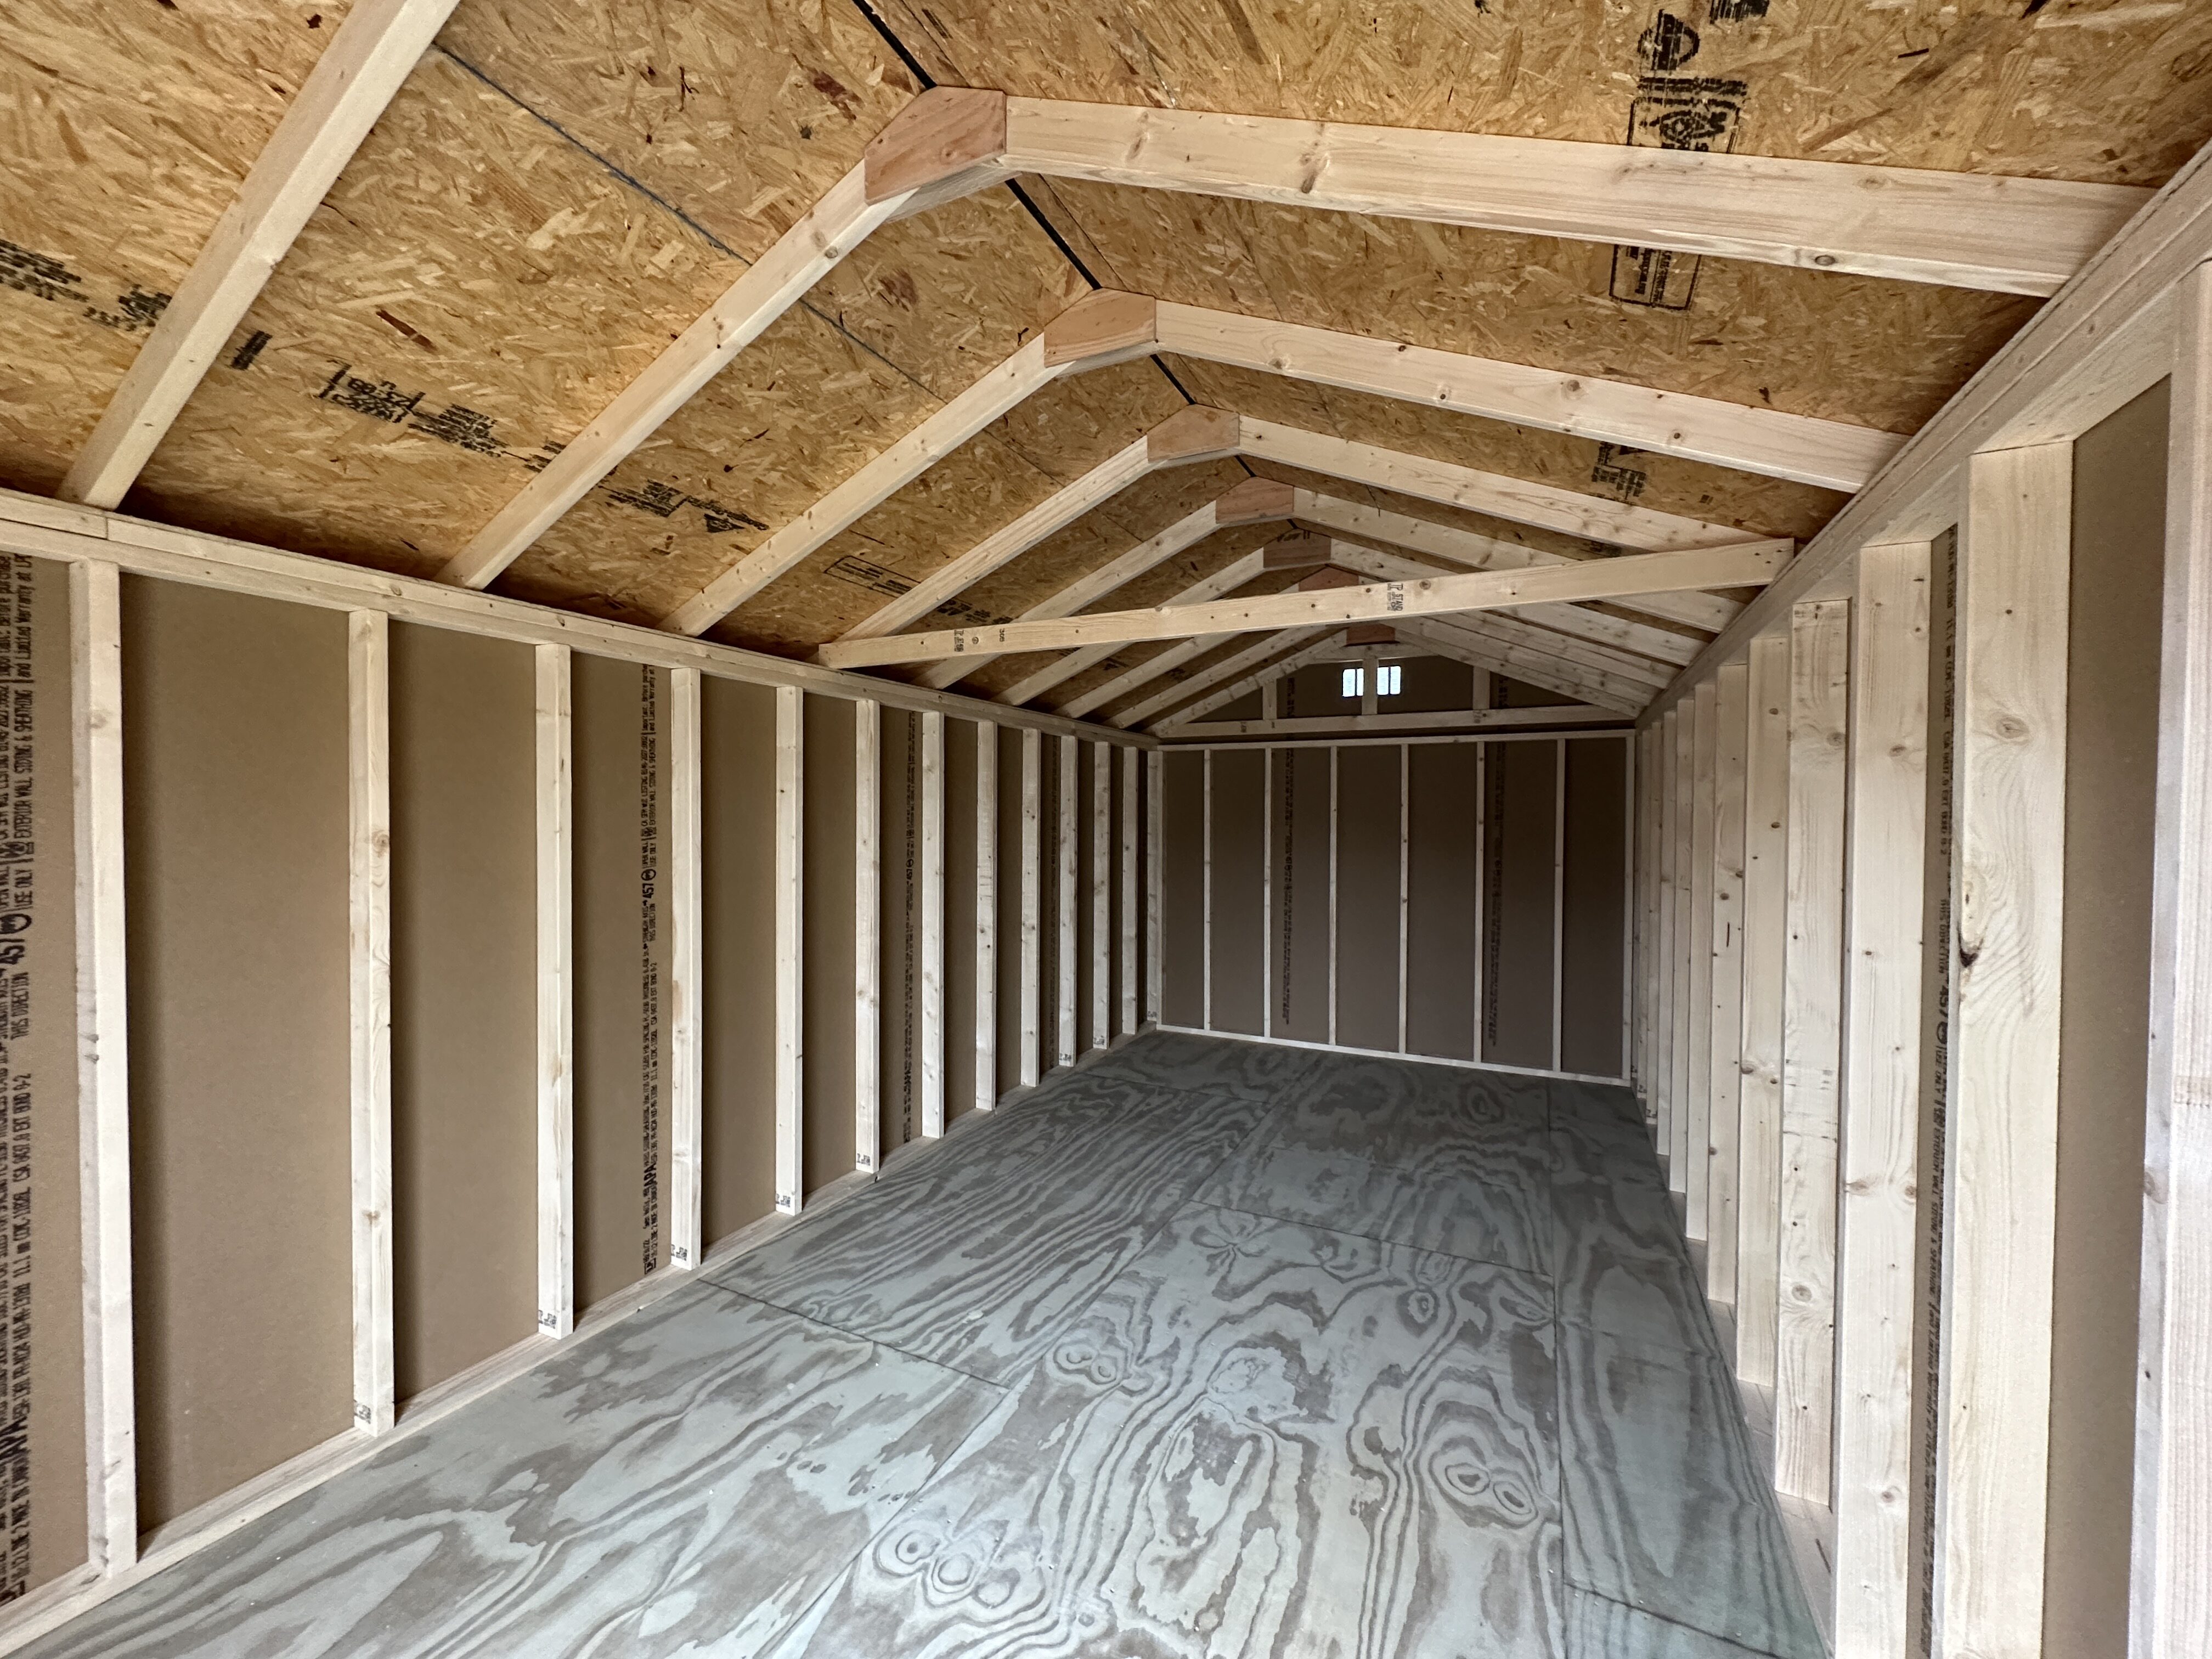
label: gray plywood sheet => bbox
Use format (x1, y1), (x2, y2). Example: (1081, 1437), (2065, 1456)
(32, 1036), (1821, 1659)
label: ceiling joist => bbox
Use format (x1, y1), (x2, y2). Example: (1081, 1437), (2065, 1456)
(817, 540), (1789, 669)
(1044, 548), (1278, 715)
(58, 0), (460, 511)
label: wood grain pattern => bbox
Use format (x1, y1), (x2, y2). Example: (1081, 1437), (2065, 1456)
(21, 1286), (1000, 1659)
(1706, 663), (1749, 1309)
(768, 1203), (1562, 1659)
(1683, 683), (1716, 1233)
(1734, 635), (1790, 1392)
(1775, 601), (1848, 1509)
(1936, 443), (2071, 1657)
(1833, 543), (1931, 1656)
(2134, 258), (2212, 1659)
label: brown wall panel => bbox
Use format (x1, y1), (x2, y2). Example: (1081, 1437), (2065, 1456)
(1561, 736), (1630, 1078)
(2044, 380), (2166, 1659)
(1208, 748), (1266, 1036)
(879, 708), (918, 1154)
(15, 555), (83, 1590)
(995, 726), (1025, 1094)
(701, 674), (777, 1246)
(1269, 745), (1333, 1043)
(1482, 739), (1560, 1070)
(570, 655), (668, 1314)
(123, 579), (351, 1527)
(389, 623), (537, 1401)
(1406, 742), (1480, 1062)
(802, 695), (856, 1194)
(1334, 744), (1403, 1052)
(1392, 656), (1476, 715)
(1160, 751), (1205, 1028)
(945, 720), (981, 1119)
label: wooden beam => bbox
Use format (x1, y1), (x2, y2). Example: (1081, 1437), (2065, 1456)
(1402, 615), (1655, 715)
(1001, 97), (2143, 296)
(1707, 659), (1750, 1308)
(1018, 550), (1272, 713)
(1685, 680), (1717, 1233)
(346, 610), (394, 1437)
(1156, 304), (1898, 492)
(1669, 706), (1694, 1192)
(1736, 631), (1790, 1391)
(1243, 416), (1767, 555)
(821, 542), (1789, 668)
(1934, 444), (2072, 1657)
(1120, 744), (1140, 1037)
(1153, 631), (1347, 729)
(1057, 735), (1079, 1066)
(1294, 493), (1737, 635)
(1833, 544), (1932, 1655)
(1652, 706), (1678, 1158)
(1161, 704), (1622, 740)
(1318, 539), (1700, 672)
(973, 719), (999, 1110)
(862, 86), (1013, 207)
(1776, 597), (1849, 1504)
(1121, 628), (1334, 730)
(1643, 127), (2212, 727)
(854, 699), (881, 1170)
(1018, 727), (1042, 1085)
(533, 643), (574, 1339)
(2132, 257), (2212, 1659)
(918, 471), (1286, 691)
(666, 668), (702, 1268)
(842, 404), (1235, 645)
(1091, 740), (1111, 1048)
(436, 88), (1013, 590)
(1146, 748), (1164, 1024)
(919, 710), (946, 1137)
(773, 685), (804, 1213)
(60, 0), (460, 510)
(0, 488), (1153, 752)
(70, 559), (136, 1574)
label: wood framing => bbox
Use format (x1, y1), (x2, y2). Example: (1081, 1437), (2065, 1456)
(1056, 735), (1078, 1068)
(773, 685), (804, 1212)
(2132, 257), (2212, 1659)
(533, 643), (574, 1339)
(820, 542), (1788, 669)
(346, 610), (395, 1437)
(0, 489), (1151, 751)
(1150, 631), (1346, 730)
(1032, 550), (1272, 714)
(854, 699), (882, 1168)
(844, 405), (1238, 645)
(1776, 597), (1849, 1505)
(1833, 543), (1932, 1655)
(995, 96), (2142, 296)
(1736, 632), (1790, 1390)
(973, 719), (999, 1110)
(1707, 658), (1750, 1308)
(1119, 628), (1334, 731)
(921, 475), (1290, 692)
(1934, 443), (2073, 1656)
(1684, 681), (1717, 1232)
(1652, 704), (1678, 1158)
(1163, 704), (1620, 740)
(71, 558), (136, 1574)
(1154, 304), (1897, 492)
(1091, 740), (1111, 1048)
(59, 0), (461, 510)
(1146, 748), (1164, 1025)
(666, 668), (703, 1268)
(1018, 727), (1042, 1085)
(1120, 744), (1139, 1036)
(919, 710), (947, 1137)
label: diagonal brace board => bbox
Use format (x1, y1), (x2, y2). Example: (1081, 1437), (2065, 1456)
(819, 541), (1790, 668)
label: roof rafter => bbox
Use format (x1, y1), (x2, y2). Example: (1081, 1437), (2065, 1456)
(664, 295), (1875, 637)
(59, 0), (461, 509)
(1392, 617), (1650, 714)
(816, 540), (1790, 668)
(1113, 627), (1336, 729)
(1023, 549), (1275, 714)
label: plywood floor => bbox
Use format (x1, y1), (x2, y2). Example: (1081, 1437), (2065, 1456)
(27, 1033), (1823, 1659)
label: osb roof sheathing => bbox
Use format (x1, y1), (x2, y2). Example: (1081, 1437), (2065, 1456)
(4, 0), (2211, 698)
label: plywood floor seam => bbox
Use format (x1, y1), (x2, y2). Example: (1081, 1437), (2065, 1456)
(22, 1032), (1822, 1659)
